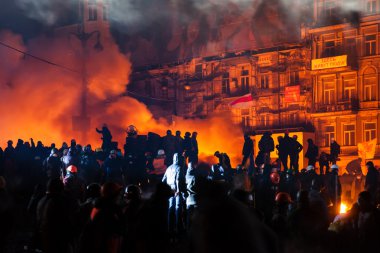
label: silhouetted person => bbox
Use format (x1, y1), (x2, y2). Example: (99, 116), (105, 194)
(103, 150), (124, 185)
(0, 177), (14, 253)
(174, 130), (184, 154)
(290, 135), (303, 173)
(80, 182), (124, 253)
(36, 179), (78, 253)
(276, 136), (287, 171)
(190, 132), (199, 164)
(305, 139), (318, 167)
(330, 138), (340, 165)
(96, 124), (113, 153)
(241, 134), (254, 174)
(43, 148), (61, 180)
(365, 161), (379, 200)
(258, 131), (274, 165)
(318, 151), (330, 175)
(162, 130), (176, 166)
(183, 132), (192, 160)
(326, 164), (341, 215)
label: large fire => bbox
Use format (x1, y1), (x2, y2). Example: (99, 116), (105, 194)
(0, 29), (242, 166)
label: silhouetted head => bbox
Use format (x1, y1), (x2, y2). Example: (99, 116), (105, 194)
(166, 130), (172, 136)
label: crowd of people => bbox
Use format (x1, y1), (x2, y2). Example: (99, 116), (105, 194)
(0, 126), (379, 253)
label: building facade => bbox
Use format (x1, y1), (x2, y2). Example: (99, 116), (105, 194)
(309, 0), (380, 166)
(129, 0), (380, 168)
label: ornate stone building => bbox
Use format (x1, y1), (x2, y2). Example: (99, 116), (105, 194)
(309, 0), (380, 166)
(130, 0), (380, 167)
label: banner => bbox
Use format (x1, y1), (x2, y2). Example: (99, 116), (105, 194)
(358, 138), (377, 160)
(284, 85), (300, 103)
(311, 55), (347, 70)
(229, 93), (254, 109)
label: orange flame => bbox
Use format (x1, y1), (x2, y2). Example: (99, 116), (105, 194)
(0, 29), (243, 166)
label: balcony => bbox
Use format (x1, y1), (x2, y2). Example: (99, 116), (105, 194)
(243, 119), (314, 134)
(314, 101), (359, 113)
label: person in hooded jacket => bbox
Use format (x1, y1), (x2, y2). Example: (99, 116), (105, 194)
(80, 145), (101, 184)
(61, 147), (80, 176)
(162, 153), (183, 237)
(365, 161), (379, 200)
(36, 179), (78, 253)
(103, 150), (125, 186)
(43, 148), (61, 180)
(96, 124), (113, 154)
(79, 182), (124, 253)
(63, 165), (85, 202)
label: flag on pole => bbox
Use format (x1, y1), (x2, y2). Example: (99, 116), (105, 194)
(229, 93), (254, 109)
(358, 138), (377, 160)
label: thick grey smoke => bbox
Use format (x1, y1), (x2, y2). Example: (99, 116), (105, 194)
(15, 0), (75, 26)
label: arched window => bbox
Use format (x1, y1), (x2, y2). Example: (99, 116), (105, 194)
(88, 0), (98, 21)
(363, 67), (377, 101)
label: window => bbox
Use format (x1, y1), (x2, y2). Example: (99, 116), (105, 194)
(343, 124), (356, 146)
(259, 114), (270, 127)
(290, 71), (300, 85)
(288, 113), (299, 123)
(342, 76), (356, 101)
(103, 4), (108, 21)
(88, 0), (98, 21)
(260, 74), (270, 89)
(323, 79), (335, 105)
(367, 0), (377, 14)
(364, 122), (376, 141)
(325, 125), (335, 147)
(195, 64), (203, 77)
(241, 77), (250, 92)
(325, 1), (336, 17)
(241, 109), (251, 127)
(365, 34), (376, 56)
(323, 41), (336, 57)
(344, 37), (356, 53)
(363, 68), (377, 101)
(222, 73), (230, 94)
(145, 80), (154, 97)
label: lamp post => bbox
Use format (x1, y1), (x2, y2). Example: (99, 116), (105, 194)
(69, 25), (103, 144)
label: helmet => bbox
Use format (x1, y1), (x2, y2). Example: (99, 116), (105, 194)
(306, 165), (314, 171)
(157, 149), (165, 156)
(66, 165), (78, 173)
(275, 192), (292, 204)
(270, 172), (280, 185)
(331, 164), (339, 170)
(126, 125), (138, 136)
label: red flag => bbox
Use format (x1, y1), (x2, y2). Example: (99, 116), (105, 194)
(229, 93), (253, 109)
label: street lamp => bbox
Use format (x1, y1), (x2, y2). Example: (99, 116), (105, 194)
(69, 26), (103, 144)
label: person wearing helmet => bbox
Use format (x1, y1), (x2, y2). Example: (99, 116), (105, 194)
(326, 164), (341, 215)
(103, 150), (125, 186)
(36, 179), (78, 253)
(43, 148), (61, 180)
(271, 192), (292, 239)
(63, 165), (85, 201)
(152, 150), (167, 176)
(61, 147), (80, 177)
(80, 182), (123, 253)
